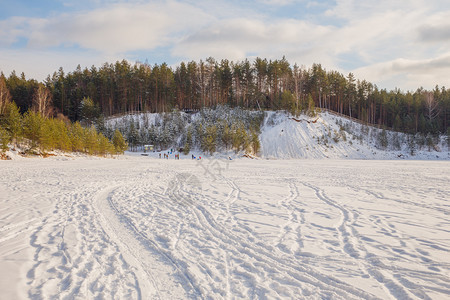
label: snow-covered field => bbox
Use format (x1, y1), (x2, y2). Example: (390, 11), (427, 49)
(1, 156), (449, 299)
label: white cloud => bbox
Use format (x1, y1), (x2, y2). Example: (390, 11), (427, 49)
(0, 48), (119, 80)
(353, 53), (450, 90)
(0, 17), (30, 46)
(257, 0), (298, 5)
(172, 18), (335, 66)
(4, 1), (214, 55)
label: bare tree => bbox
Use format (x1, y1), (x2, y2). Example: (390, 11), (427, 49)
(0, 76), (11, 115)
(423, 91), (440, 122)
(32, 84), (53, 118)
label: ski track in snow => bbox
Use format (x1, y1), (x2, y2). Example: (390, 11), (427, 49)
(0, 158), (449, 299)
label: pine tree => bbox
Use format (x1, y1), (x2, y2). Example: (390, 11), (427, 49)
(39, 118), (57, 152)
(80, 96), (100, 126)
(4, 102), (22, 148)
(55, 119), (71, 152)
(307, 94), (317, 117)
(0, 126), (11, 152)
(242, 129), (250, 153)
(113, 129), (128, 154)
(377, 129), (388, 149)
(394, 114), (403, 131)
(221, 123), (232, 150)
(127, 121), (139, 151)
(84, 125), (99, 155)
(70, 122), (85, 152)
(97, 133), (114, 157)
(231, 123), (248, 153)
(203, 125), (217, 155)
(23, 110), (43, 151)
(250, 130), (260, 155)
(231, 124), (241, 152)
(183, 127), (192, 155)
(408, 134), (416, 155)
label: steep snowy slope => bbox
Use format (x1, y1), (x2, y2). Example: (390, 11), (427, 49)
(260, 111), (449, 160)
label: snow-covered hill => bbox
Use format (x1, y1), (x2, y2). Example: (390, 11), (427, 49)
(260, 111), (449, 160)
(2, 109), (448, 161)
(101, 108), (450, 161)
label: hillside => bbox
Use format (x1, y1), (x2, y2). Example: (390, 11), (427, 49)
(106, 109), (449, 161)
(260, 111), (449, 160)
(4, 108), (447, 161)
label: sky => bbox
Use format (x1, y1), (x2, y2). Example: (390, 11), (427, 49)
(0, 0), (449, 91)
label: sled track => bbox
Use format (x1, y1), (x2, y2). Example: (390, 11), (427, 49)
(300, 181), (444, 300)
(95, 185), (203, 300)
(171, 177), (378, 299)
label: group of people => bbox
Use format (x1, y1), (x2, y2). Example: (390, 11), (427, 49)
(158, 150), (181, 160)
(157, 150), (204, 160)
(160, 152), (176, 159)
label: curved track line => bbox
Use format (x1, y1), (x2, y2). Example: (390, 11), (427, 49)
(94, 185), (202, 300)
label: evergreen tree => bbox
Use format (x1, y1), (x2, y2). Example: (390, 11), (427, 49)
(250, 130), (260, 155)
(183, 127), (192, 155)
(127, 121), (139, 151)
(113, 129), (128, 154)
(242, 129), (250, 153)
(231, 123), (248, 153)
(39, 118), (57, 152)
(55, 119), (72, 152)
(307, 94), (317, 117)
(84, 125), (99, 155)
(80, 96), (100, 126)
(4, 102), (22, 147)
(221, 123), (232, 150)
(377, 129), (388, 149)
(202, 125), (217, 155)
(70, 122), (85, 152)
(97, 133), (114, 156)
(23, 110), (43, 151)
(407, 134), (416, 155)
(0, 126), (11, 152)
(393, 114), (403, 131)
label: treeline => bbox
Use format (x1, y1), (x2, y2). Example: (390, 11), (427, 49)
(106, 106), (263, 155)
(0, 101), (128, 156)
(1, 57), (449, 134)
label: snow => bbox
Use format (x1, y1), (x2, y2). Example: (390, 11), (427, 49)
(1, 111), (449, 298)
(104, 110), (449, 160)
(1, 156), (449, 299)
(260, 111), (450, 160)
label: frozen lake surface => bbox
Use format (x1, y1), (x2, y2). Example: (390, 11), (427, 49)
(1, 157), (449, 299)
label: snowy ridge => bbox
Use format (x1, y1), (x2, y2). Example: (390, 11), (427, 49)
(103, 109), (449, 161)
(260, 111), (449, 160)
